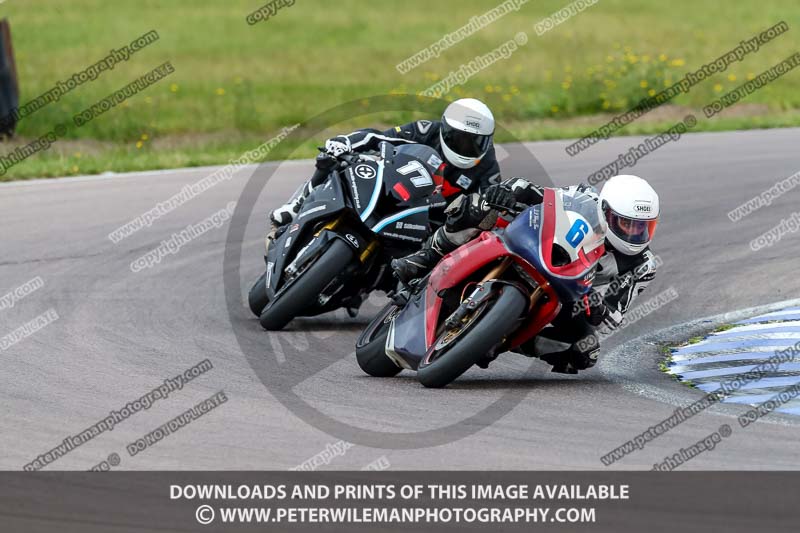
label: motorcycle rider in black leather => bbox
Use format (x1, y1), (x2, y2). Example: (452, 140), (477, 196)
(270, 98), (502, 228)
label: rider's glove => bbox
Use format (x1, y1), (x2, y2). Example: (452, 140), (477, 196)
(482, 184), (515, 211)
(505, 177), (543, 205)
(324, 137), (351, 157)
(584, 289), (609, 327)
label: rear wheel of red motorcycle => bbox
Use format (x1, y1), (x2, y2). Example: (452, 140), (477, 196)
(259, 239), (354, 331)
(355, 303), (402, 377)
(417, 286), (527, 388)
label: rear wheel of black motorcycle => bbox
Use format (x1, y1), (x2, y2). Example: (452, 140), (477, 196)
(355, 303), (402, 377)
(248, 271), (269, 317)
(259, 239), (354, 331)
(417, 286), (527, 388)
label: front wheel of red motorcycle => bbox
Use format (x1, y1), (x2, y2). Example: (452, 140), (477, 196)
(417, 286), (527, 388)
(355, 303), (403, 377)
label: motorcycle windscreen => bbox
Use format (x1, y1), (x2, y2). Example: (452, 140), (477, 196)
(503, 190), (603, 301)
(383, 144), (443, 204)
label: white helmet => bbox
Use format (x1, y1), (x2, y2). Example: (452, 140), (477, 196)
(439, 98), (495, 169)
(599, 175), (660, 255)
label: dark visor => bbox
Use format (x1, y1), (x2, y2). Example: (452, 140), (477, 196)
(606, 210), (658, 244)
(441, 120), (492, 158)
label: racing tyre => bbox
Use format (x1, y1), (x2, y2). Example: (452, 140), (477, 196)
(248, 271), (269, 316)
(259, 239), (354, 331)
(417, 286), (527, 388)
(355, 303), (402, 377)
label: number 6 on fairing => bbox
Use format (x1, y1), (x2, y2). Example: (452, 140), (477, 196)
(565, 219), (590, 248)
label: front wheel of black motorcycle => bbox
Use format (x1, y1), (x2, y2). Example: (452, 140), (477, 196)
(259, 239), (354, 331)
(248, 271), (269, 317)
(355, 303), (402, 377)
(417, 286), (527, 388)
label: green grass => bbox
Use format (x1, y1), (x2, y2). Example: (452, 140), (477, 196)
(2, 0), (800, 180)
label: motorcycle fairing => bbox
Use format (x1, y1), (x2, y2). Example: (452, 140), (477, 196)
(503, 188), (604, 302)
(265, 175), (349, 295)
(385, 288), (429, 369)
(342, 159), (384, 222)
(386, 230), (561, 368)
(370, 206), (431, 244)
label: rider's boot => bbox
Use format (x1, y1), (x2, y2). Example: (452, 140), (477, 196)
(270, 180), (313, 228)
(391, 228), (458, 284)
(535, 343), (599, 374)
(269, 153), (337, 238)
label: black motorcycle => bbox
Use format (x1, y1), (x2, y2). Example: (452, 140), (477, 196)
(249, 142), (446, 330)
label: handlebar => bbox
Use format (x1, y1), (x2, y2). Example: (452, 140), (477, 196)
(317, 147), (363, 168)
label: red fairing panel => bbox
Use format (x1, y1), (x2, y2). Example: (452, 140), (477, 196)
(423, 231), (562, 350)
(425, 232), (510, 348)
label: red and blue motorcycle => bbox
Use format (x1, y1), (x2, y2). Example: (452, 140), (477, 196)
(355, 186), (607, 388)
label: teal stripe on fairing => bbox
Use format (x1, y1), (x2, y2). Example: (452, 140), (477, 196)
(372, 206), (430, 233)
(359, 163), (384, 222)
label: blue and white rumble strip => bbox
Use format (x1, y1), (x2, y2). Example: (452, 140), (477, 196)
(667, 306), (800, 416)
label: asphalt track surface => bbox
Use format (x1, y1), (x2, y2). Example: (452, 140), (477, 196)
(1, 127), (799, 470)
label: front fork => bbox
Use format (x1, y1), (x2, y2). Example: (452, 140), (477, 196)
(443, 258), (512, 330)
(320, 216), (381, 264)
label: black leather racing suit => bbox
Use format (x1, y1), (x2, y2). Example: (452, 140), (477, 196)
(325, 119), (502, 194)
(535, 246), (658, 373)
